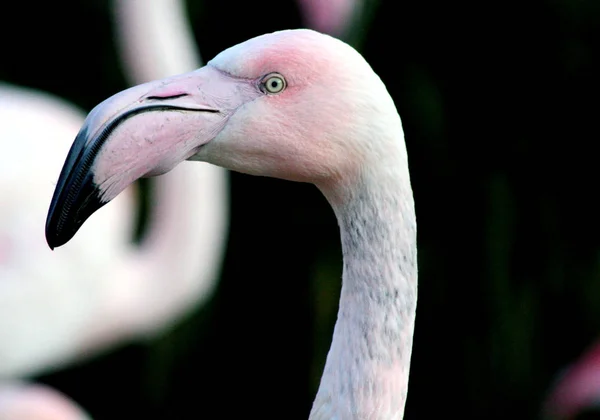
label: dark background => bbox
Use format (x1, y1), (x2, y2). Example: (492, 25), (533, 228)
(1, 0), (600, 418)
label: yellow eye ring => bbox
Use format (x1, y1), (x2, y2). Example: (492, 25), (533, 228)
(261, 74), (286, 94)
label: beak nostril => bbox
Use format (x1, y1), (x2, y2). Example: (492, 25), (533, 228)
(146, 93), (189, 101)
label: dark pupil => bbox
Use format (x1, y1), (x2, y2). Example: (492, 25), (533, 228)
(270, 80), (278, 88)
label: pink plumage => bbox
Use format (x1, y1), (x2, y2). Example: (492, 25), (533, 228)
(296, 0), (360, 37)
(0, 384), (90, 420)
(45, 28), (417, 419)
(544, 340), (600, 419)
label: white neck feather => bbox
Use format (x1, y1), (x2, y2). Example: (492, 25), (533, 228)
(311, 143), (417, 420)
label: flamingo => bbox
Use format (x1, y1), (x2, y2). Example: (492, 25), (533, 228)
(45, 29), (417, 419)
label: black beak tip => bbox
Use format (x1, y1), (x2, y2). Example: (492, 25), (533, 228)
(44, 231), (74, 251)
(44, 180), (107, 251)
(45, 216), (58, 250)
(44, 224), (60, 251)
(44, 213), (72, 250)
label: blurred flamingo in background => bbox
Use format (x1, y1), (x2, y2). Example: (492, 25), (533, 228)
(0, 82), (135, 377)
(543, 338), (600, 419)
(114, 0), (202, 83)
(0, 383), (91, 420)
(295, 0), (362, 38)
(0, 0), (225, 380)
(0, 0), (227, 415)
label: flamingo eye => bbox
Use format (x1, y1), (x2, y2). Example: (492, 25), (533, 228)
(261, 74), (286, 94)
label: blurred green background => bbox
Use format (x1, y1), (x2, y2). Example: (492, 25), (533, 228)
(2, 0), (600, 418)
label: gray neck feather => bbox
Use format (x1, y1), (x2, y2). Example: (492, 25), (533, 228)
(310, 167), (417, 420)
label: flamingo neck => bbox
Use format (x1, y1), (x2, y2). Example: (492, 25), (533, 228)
(114, 0), (201, 84)
(311, 164), (417, 420)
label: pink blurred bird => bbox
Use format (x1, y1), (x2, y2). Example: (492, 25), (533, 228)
(0, 0), (225, 379)
(296, 0), (362, 37)
(0, 384), (90, 420)
(0, 0), (226, 418)
(45, 28), (417, 420)
(543, 339), (600, 419)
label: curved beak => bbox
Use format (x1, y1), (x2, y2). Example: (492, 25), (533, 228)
(45, 65), (259, 249)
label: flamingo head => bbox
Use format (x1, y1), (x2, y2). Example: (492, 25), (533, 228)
(45, 29), (402, 249)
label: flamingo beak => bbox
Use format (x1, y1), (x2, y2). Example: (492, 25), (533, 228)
(45, 65), (260, 249)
